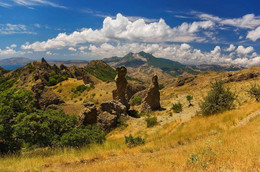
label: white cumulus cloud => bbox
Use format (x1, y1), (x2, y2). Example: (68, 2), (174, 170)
(21, 13), (214, 52)
(246, 26), (260, 41)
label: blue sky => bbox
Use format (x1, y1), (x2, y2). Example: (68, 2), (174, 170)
(0, 0), (260, 66)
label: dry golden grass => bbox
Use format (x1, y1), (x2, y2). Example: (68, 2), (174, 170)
(1, 101), (259, 172)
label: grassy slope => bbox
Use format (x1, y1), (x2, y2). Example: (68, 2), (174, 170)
(1, 67), (260, 171)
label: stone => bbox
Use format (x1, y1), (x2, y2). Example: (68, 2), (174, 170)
(100, 100), (127, 116)
(79, 103), (98, 125)
(141, 74), (161, 112)
(97, 100), (127, 131)
(175, 74), (196, 87)
(32, 81), (64, 110)
(97, 111), (118, 132)
(112, 66), (130, 110)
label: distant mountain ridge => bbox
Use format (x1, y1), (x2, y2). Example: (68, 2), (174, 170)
(0, 57), (33, 65)
(103, 51), (199, 76)
(104, 51), (245, 77)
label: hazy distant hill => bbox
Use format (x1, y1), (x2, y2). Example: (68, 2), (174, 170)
(197, 64), (245, 71)
(48, 60), (89, 66)
(0, 57), (33, 65)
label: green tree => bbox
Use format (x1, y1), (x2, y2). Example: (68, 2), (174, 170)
(186, 95), (193, 107)
(200, 81), (236, 116)
(13, 109), (78, 148)
(0, 89), (35, 154)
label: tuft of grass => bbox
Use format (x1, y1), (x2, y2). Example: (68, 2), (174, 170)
(145, 116), (158, 128)
(171, 102), (183, 113)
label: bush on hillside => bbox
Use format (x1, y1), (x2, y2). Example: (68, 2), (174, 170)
(13, 109), (78, 148)
(186, 95), (193, 107)
(248, 83), (260, 101)
(125, 134), (145, 148)
(71, 84), (94, 94)
(145, 116), (158, 128)
(200, 81), (236, 116)
(172, 102), (183, 113)
(60, 126), (106, 147)
(130, 96), (142, 106)
(47, 72), (68, 86)
(159, 84), (165, 90)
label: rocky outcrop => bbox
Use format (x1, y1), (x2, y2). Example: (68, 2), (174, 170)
(112, 66), (130, 110)
(97, 111), (118, 132)
(97, 100), (127, 132)
(141, 74), (161, 112)
(79, 102), (98, 125)
(0, 67), (8, 76)
(224, 71), (260, 83)
(32, 81), (64, 110)
(126, 83), (146, 101)
(175, 74), (196, 87)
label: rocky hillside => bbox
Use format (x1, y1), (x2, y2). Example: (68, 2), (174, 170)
(0, 67), (8, 76)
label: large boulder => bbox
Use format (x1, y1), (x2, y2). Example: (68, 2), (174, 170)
(32, 81), (64, 110)
(141, 74), (161, 112)
(79, 102), (98, 125)
(112, 66), (130, 110)
(100, 100), (127, 117)
(97, 111), (118, 132)
(97, 100), (127, 132)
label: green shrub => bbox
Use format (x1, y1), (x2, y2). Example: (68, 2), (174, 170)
(72, 84), (94, 94)
(186, 95), (193, 106)
(47, 72), (68, 86)
(159, 84), (165, 90)
(200, 81), (236, 116)
(172, 102), (183, 113)
(13, 109), (78, 148)
(248, 84), (260, 101)
(0, 76), (16, 91)
(145, 116), (158, 128)
(125, 134), (145, 148)
(130, 97), (142, 106)
(117, 116), (128, 129)
(0, 89), (35, 154)
(60, 126), (106, 147)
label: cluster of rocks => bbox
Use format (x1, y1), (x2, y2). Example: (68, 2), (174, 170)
(16, 58), (94, 86)
(32, 81), (64, 110)
(79, 100), (127, 132)
(175, 73), (196, 87)
(79, 66), (161, 131)
(224, 70), (260, 83)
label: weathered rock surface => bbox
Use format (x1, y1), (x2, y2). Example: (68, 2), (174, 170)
(126, 83), (146, 101)
(112, 66), (130, 110)
(224, 71), (260, 83)
(97, 100), (127, 131)
(32, 81), (64, 110)
(97, 111), (118, 132)
(175, 73), (196, 87)
(79, 102), (98, 125)
(141, 74), (161, 112)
